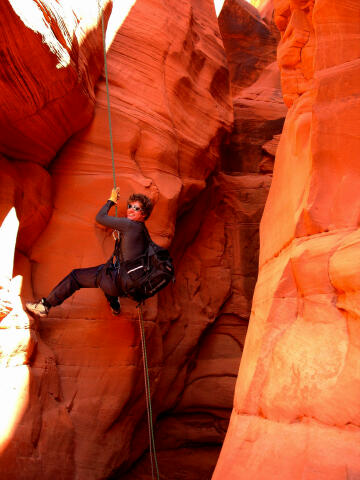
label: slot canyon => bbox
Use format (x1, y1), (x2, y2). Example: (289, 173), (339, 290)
(0, 0), (360, 479)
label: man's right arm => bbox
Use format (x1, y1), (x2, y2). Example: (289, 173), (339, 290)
(96, 201), (129, 231)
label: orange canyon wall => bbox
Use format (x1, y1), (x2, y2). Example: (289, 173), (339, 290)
(1, 0), (234, 478)
(0, 0), (285, 478)
(125, 2), (283, 477)
(5, 0), (356, 478)
(213, 1), (360, 479)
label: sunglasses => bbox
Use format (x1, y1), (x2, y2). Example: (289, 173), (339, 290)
(127, 203), (143, 212)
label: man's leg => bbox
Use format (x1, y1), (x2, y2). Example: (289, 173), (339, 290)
(104, 293), (121, 315)
(26, 265), (103, 316)
(97, 266), (123, 315)
(45, 265), (103, 307)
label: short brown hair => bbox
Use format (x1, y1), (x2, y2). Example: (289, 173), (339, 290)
(128, 193), (153, 220)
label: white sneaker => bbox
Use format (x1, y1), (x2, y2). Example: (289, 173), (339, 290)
(25, 298), (49, 317)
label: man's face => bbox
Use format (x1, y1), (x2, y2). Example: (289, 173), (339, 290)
(127, 201), (145, 222)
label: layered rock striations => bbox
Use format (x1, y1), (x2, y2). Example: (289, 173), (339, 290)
(0, 0), (112, 164)
(123, 2), (285, 477)
(0, 0), (234, 478)
(213, 1), (360, 479)
(0, 0), (302, 478)
(122, 171), (271, 479)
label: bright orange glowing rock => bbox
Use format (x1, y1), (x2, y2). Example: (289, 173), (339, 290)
(0, 0), (233, 478)
(213, 1), (360, 478)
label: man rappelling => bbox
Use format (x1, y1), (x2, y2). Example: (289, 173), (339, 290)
(26, 187), (155, 317)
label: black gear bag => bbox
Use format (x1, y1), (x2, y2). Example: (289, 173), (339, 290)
(108, 225), (175, 303)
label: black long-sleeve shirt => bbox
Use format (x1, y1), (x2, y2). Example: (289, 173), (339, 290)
(96, 201), (147, 261)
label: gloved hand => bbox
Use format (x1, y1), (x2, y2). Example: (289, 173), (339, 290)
(109, 187), (120, 203)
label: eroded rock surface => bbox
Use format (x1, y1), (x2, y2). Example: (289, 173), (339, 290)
(219, 0), (278, 94)
(122, 1), (283, 476)
(213, 1), (360, 479)
(1, 0), (294, 478)
(122, 172), (271, 479)
(0, 0), (113, 164)
(0, 0), (234, 478)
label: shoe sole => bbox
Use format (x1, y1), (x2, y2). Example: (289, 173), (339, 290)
(25, 305), (48, 318)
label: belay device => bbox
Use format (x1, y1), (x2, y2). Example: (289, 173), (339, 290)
(109, 225), (175, 303)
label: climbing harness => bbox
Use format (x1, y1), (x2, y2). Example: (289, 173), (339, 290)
(99, 3), (160, 478)
(108, 226), (175, 303)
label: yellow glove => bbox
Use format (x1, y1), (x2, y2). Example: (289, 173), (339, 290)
(108, 187), (120, 203)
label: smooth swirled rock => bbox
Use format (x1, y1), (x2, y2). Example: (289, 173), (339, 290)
(213, 1), (360, 479)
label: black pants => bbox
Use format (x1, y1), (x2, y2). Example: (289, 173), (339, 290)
(45, 264), (123, 307)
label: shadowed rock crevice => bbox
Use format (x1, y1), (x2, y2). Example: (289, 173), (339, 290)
(144, 2), (286, 477)
(219, 0), (286, 175)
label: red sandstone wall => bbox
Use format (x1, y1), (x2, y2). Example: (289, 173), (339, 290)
(0, 0), (234, 478)
(1, 0), (297, 478)
(213, 1), (360, 479)
(123, 171), (271, 478)
(0, 0), (112, 164)
(125, 2), (284, 477)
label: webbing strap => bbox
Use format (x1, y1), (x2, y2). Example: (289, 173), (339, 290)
(137, 304), (160, 480)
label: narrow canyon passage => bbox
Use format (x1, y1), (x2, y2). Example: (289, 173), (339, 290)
(120, 2), (285, 477)
(1, 0), (360, 479)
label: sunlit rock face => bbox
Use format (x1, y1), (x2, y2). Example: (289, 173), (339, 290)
(0, 0), (233, 479)
(213, 1), (360, 479)
(0, 204), (41, 476)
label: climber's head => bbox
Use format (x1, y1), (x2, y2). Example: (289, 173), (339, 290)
(127, 193), (153, 222)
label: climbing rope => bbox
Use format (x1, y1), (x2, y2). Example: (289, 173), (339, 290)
(99, 1), (117, 215)
(98, 3), (160, 478)
(137, 304), (160, 480)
